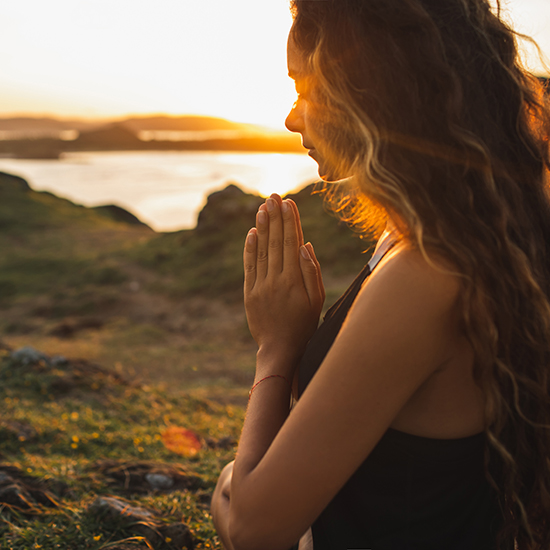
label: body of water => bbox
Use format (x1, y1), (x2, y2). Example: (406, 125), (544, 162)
(0, 151), (319, 232)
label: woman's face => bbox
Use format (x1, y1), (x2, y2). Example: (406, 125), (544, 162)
(285, 32), (333, 180)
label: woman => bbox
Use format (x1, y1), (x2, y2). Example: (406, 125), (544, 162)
(211, 0), (550, 549)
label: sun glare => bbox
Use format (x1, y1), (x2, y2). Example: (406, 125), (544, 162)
(0, 0), (297, 128)
(0, 0), (547, 125)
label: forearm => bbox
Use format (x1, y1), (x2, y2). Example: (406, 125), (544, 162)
(233, 347), (297, 476)
(229, 347), (299, 543)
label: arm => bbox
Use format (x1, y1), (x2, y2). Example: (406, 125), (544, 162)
(223, 198), (461, 550)
(211, 461), (235, 550)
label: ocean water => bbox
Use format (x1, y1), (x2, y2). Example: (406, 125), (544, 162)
(0, 151), (320, 232)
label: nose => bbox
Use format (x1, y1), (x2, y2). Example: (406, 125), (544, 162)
(285, 101), (304, 134)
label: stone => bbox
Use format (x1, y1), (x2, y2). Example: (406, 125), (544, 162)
(89, 496), (155, 521)
(144, 472), (174, 490)
(10, 346), (50, 366)
(91, 460), (204, 494)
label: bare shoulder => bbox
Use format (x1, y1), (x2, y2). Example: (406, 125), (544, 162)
(357, 241), (462, 317)
(336, 241), (464, 371)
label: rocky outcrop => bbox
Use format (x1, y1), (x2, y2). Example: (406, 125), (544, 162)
(0, 171), (31, 191)
(92, 204), (148, 226)
(196, 183), (263, 235)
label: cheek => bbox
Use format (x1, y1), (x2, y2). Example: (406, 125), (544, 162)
(305, 102), (330, 141)
(307, 104), (361, 180)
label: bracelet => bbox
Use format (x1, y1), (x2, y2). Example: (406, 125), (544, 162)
(248, 375), (292, 400)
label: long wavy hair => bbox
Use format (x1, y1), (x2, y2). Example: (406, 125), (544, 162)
(289, 0), (550, 548)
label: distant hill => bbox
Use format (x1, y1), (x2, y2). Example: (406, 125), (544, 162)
(0, 114), (264, 137)
(0, 117), (100, 132)
(0, 114), (301, 156)
(73, 123), (143, 149)
(121, 115), (252, 133)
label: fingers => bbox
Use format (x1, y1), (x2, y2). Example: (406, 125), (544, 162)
(270, 193), (283, 208)
(266, 197), (284, 274)
(282, 199), (301, 273)
(299, 244), (324, 311)
(306, 242), (325, 304)
(255, 204), (269, 280)
(243, 228), (257, 293)
(289, 200), (304, 247)
(251, 194), (304, 282)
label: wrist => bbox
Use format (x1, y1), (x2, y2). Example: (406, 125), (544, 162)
(255, 345), (302, 380)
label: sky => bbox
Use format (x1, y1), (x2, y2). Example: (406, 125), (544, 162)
(0, 0), (548, 130)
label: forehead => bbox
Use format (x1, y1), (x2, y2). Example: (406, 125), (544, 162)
(287, 31), (308, 80)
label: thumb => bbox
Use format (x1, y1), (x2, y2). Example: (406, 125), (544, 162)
(299, 244), (323, 310)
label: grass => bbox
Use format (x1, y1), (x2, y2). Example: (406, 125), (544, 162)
(0, 348), (243, 549)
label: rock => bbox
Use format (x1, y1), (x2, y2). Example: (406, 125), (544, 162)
(89, 496), (155, 521)
(91, 460), (204, 494)
(2, 345), (131, 395)
(144, 472), (174, 491)
(10, 346), (50, 366)
(92, 204), (149, 227)
(0, 171), (31, 191)
(196, 184), (263, 235)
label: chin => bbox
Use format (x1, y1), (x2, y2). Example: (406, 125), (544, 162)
(313, 153), (347, 182)
(315, 161), (332, 181)
(318, 166), (342, 183)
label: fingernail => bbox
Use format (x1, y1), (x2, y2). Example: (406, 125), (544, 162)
(267, 198), (275, 212)
(258, 210), (267, 224)
(282, 201), (289, 213)
(247, 231), (256, 245)
(300, 245), (311, 260)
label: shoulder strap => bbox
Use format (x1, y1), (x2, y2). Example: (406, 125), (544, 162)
(367, 230), (398, 272)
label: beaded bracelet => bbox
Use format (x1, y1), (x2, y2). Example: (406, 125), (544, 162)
(248, 374), (292, 400)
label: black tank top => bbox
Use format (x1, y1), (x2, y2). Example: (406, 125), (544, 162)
(296, 238), (506, 550)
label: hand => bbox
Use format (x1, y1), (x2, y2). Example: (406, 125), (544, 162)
(211, 461), (235, 550)
(243, 194), (325, 371)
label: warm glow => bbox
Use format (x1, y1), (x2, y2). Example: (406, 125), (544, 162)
(0, 0), (548, 127)
(0, 0), (297, 128)
(497, 0), (550, 75)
